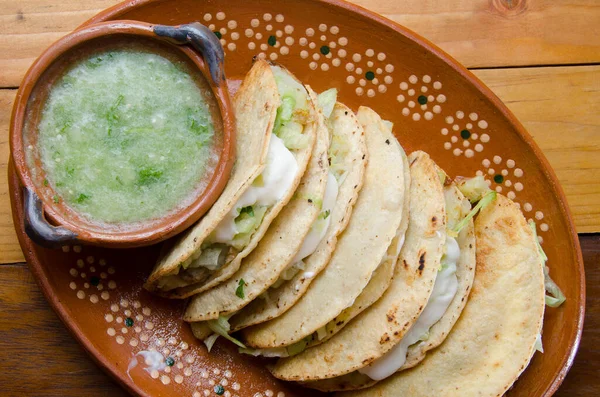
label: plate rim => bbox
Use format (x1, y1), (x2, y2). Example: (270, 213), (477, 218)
(10, 0), (586, 396)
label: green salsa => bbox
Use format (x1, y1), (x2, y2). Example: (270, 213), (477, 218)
(34, 49), (216, 224)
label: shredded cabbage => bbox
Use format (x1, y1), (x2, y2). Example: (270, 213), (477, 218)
(238, 338), (308, 358)
(382, 119), (394, 132)
(277, 120), (310, 149)
(286, 338), (309, 356)
(206, 316), (246, 349)
(180, 256), (193, 270)
(203, 333), (220, 352)
(271, 65), (310, 150)
(317, 88), (338, 118)
(316, 326), (328, 341)
(329, 131), (350, 184)
(456, 175), (491, 203)
(230, 205), (267, 250)
(437, 170), (447, 186)
(529, 221), (566, 308)
(239, 347), (289, 357)
(188, 245), (229, 271)
(272, 260), (306, 289)
(451, 191), (497, 236)
(444, 184), (472, 232)
(418, 331), (430, 342)
(272, 66), (308, 111)
(293, 193), (323, 208)
(279, 96), (295, 121)
(534, 333), (544, 353)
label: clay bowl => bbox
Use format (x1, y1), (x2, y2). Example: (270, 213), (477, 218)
(8, 1), (584, 397)
(10, 20), (235, 248)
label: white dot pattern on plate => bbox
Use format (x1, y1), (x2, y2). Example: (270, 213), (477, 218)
(296, 23), (346, 73)
(479, 156), (549, 238)
(442, 111), (489, 157)
(342, 47), (394, 97)
(397, 75), (443, 120)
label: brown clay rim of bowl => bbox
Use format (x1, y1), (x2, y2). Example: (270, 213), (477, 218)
(8, 1), (579, 397)
(10, 20), (235, 248)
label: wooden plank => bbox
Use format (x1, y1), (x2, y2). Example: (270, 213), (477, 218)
(0, 0), (119, 87)
(473, 65), (600, 233)
(1, 65), (599, 263)
(355, 0), (600, 68)
(0, 235), (598, 394)
(0, 0), (599, 87)
(556, 235), (600, 397)
(0, 91), (23, 263)
(0, 263), (128, 396)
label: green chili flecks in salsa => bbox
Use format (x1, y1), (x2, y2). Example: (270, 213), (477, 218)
(33, 50), (215, 224)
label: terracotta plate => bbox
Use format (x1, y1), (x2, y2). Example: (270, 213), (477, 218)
(9, 1), (585, 396)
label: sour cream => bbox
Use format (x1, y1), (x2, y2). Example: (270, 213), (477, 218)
(212, 134), (298, 242)
(359, 236), (460, 381)
(291, 172), (339, 263)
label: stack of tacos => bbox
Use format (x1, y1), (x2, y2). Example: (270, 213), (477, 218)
(145, 59), (565, 396)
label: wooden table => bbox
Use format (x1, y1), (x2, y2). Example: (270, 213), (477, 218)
(0, 1), (598, 395)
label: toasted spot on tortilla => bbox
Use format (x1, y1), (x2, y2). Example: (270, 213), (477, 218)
(380, 334), (391, 344)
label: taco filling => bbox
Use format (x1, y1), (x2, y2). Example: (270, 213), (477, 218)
(270, 90), (341, 289)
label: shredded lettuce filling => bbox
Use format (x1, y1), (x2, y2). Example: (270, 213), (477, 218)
(529, 220), (566, 308)
(318, 88), (349, 184)
(230, 205), (268, 250)
(272, 66), (311, 150)
(329, 132), (350, 184)
(272, 260), (306, 289)
(317, 88), (337, 118)
(286, 338), (309, 356)
(382, 120), (394, 132)
(203, 333), (220, 352)
(456, 175), (490, 203)
(437, 170), (447, 186)
(239, 347), (289, 358)
(450, 191), (497, 237)
(534, 333), (544, 353)
(206, 316), (246, 349)
(239, 337), (310, 358)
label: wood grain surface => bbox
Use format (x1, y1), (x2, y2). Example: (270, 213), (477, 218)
(0, 0), (598, 396)
(0, 0), (599, 87)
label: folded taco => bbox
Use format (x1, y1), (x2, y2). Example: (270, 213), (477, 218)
(236, 107), (409, 357)
(228, 100), (368, 332)
(144, 60), (318, 298)
(339, 193), (546, 397)
(299, 167), (478, 391)
(183, 86), (331, 328)
(270, 150), (445, 382)
(297, 143), (410, 350)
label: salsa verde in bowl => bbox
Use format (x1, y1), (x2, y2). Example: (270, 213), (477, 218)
(10, 21), (235, 248)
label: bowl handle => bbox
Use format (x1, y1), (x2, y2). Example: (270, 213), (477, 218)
(23, 187), (79, 248)
(153, 22), (225, 86)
